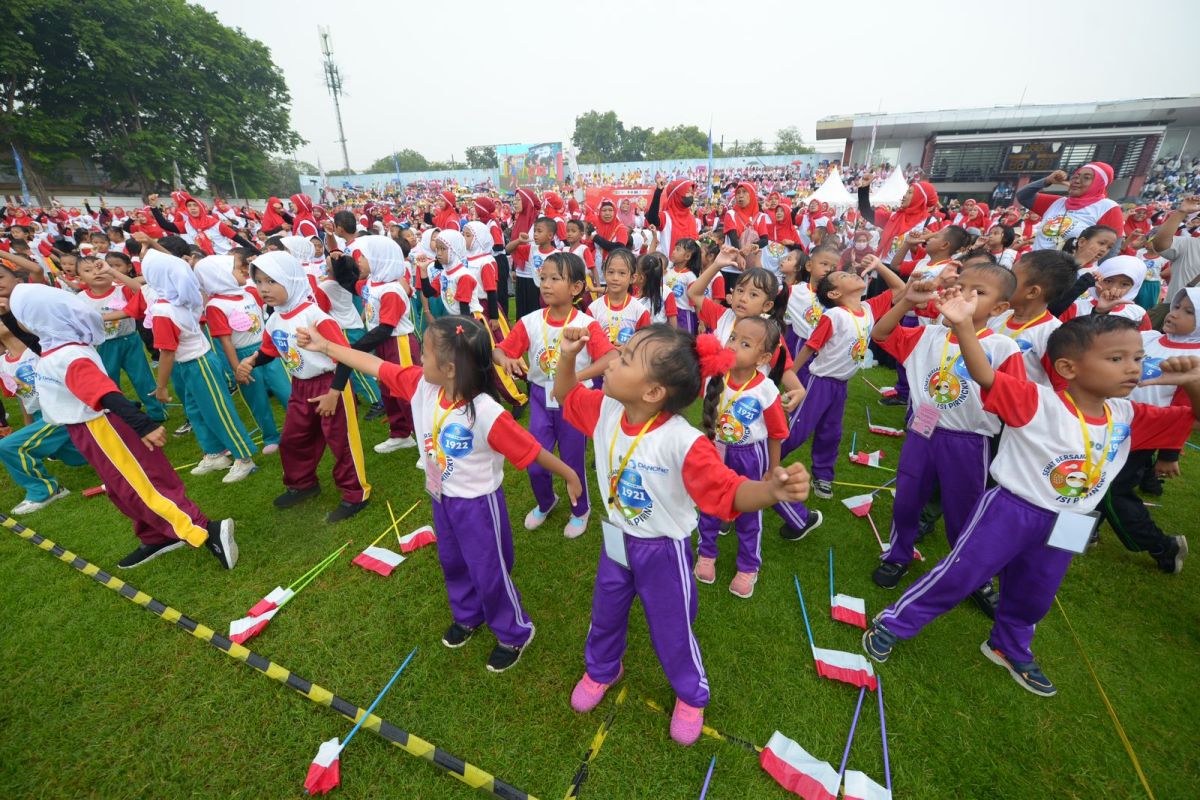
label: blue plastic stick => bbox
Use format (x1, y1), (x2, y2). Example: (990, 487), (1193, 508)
(1186, 441), (1200, 452)
(340, 646), (418, 753)
(879, 674), (891, 792)
(699, 755), (716, 799)
(828, 548), (835, 603)
(793, 575), (816, 657)
(837, 687), (868, 779)
(850, 431), (857, 454)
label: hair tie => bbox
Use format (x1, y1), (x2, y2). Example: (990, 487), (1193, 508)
(455, 324), (464, 335)
(694, 333), (736, 379)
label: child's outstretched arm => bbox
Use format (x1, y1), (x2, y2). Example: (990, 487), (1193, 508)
(296, 324), (385, 377)
(553, 327), (588, 405)
(862, 254), (906, 294)
(734, 462), (811, 512)
(534, 449), (583, 507)
(937, 286), (993, 388)
(1143, 356), (1200, 422)
(872, 279), (935, 343)
(687, 245), (739, 309)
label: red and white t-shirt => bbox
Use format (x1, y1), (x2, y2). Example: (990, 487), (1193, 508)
(152, 303), (211, 362)
(806, 291), (894, 381)
(205, 291), (266, 350)
(664, 267), (699, 314)
(1, 347), (40, 416)
(497, 308), (614, 389)
(439, 262), (481, 315)
(379, 365), (540, 498)
(467, 253), (498, 313)
(785, 282), (822, 340)
(987, 310), (1063, 389)
(696, 298), (793, 377)
(587, 295), (650, 346)
(362, 279), (415, 336)
(1059, 296), (1151, 331)
(1131, 332), (1200, 408)
(1031, 195), (1124, 251)
(319, 279), (364, 331)
(881, 324), (1024, 435)
(79, 285), (137, 340)
(261, 302), (347, 380)
(982, 371), (1192, 512)
(711, 372), (789, 447)
(32, 344), (112, 425)
(563, 386), (748, 538)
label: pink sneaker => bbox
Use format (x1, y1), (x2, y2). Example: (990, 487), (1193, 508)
(670, 698), (704, 745)
(570, 666), (623, 713)
(694, 556), (717, 584)
(729, 570), (758, 598)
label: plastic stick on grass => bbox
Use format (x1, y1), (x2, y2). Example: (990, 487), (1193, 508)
(878, 675), (891, 793)
(290, 541), (353, 591)
(364, 500), (420, 550)
(834, 480), (895, 492)
(870, 477), (898, 497)
(865, 511), (887, 550)
(340, 646), (418, 753)
(829, 548), (835, 604)
(850, 431), (857, 453)
(699, 756), (716, 799)
(837, 687), (868, 780)
(793, 575), (817, 659)
(282, 541), (353, 607)
(1186, 441), (1200, 452)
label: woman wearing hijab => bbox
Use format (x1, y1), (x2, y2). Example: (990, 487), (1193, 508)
(260, 197), (290, 237)
(856, 173), (940, 263)
(1017, 161), (1125, 253)
(9, 283), (238, 569)
(644, 178), (699, 256)
(290, 193), (320, 239)
(504, 188), (541, 318)
(431, 191), (461, 231)
(150, 193), (249, 255)
(473, 196), (511, 315)
(591, 199), (632, 270)
(720, 181), (769, 248)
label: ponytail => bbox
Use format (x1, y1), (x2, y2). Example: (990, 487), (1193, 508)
(702, 372), (725, 441)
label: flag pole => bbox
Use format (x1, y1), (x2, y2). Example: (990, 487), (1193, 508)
(289, 540), (353, 592)
(338, 646), (418, 755)
(828, 548), (835, 605)
(698, 756), (716, 799)
(870, 477), (898, 497)
(878, 675), (891, 793)
(850, 431), (857, 454)
(792, 576), (817, 659)
(283, 541), (352, 605)
(837, 687), (868, 781)
(363, 500), (419, 550)
(834, 480), (894, 492)
(865, 512), (887, 551)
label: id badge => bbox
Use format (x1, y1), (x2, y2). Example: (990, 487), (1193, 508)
(424, 451), (443, 501)
(1047, 510), (1099, 554)
(910, 403), (940, 439)
(601, 519), (630, 569)
(544, 386), (560, 410)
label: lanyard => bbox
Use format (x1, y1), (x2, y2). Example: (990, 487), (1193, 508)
(607, 412), (660, 510)
(1062, 391), (1113, 489)
(848, 308), (867, 361)
(718, 373), (755, 424)
(541, 308), (577, 368)
(430, 388), (463, 456)
(1003, 310), (1050, 339)
(937, 328), (989, 382)
(604, 296), (625, 343)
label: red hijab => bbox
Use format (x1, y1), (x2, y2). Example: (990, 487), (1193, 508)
(1066, 162), (1114, 211)
(661, 179), (699, 249)
(134, 207), (165, 239)
(176, 191), (218, 230)
(473, 196), (497, 224)
(768, 204), (800, 244)
(593, 199), (628, 244)
(876, 181), (937, 256)
(432, 191), (460, 230)
(261, 196), (285, 232)
(290, 193), (317, 236)
(542, 191), (566, 218)
(513, 188), (540, 237)
(728, 181), (761, 234)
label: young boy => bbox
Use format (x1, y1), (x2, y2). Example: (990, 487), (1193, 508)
(986, 250), (1076, 388)
(870, 264), (1024, 599)
(562, 219), (597, 293)
(864, 308), (1200, 696)
(529, 217), (559, 288)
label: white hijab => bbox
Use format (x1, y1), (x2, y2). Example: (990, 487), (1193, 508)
(1091, 255), (1147, 303)
(350, 234), (407, 283)
(251, 251), (310, 314)
(280, 235), (324, 274)
(10, 283), (105, 351)
(193, 255), (242, 297)
(436, 229), (470, 267)
(463, 221), (492, 257)
(1168, 287), (1200, 344)
(142, 249), (203, 332)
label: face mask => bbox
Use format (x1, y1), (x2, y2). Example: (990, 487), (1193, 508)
(854, 242), (868, 251)
(681, 196), (694, 208)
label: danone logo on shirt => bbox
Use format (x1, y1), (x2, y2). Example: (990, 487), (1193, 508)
(439, 423), (475, 460)
(611, 467), (654, 524)
(271, 329), (303, 374)
(1041, 215), (1073, 239)
(671, 282), (687, 299)
(616, 322), (636, 344)
(1108, 422), (1131, 460)
(13, 363), (36, 398)
(532, 252), (548, 272)
(717, 396), (763, 444)
(1014, 337), (1034, 354)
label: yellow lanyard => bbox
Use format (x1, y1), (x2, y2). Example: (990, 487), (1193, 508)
(937, 328), (989, 383)
(1003, 310), (1050, 339)
(541, 308), (577, 371)
(1062, 392), (1113, 488)
(607, 412), (660, 510)
(430, 388), (463, 457)
(604, 296), (624, 343)
(718, 373), (755, 424)
(848, 308), (867, 361)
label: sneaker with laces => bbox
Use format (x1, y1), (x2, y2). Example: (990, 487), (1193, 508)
(204, 519), (238, 569)
(564, 513), (589, 539)
(694, 556), (716, 584)
(779, 510), (823, 541)
(274, 484), (320, 508)
(326, 499), (369, 523)
(174, 421), (193, 436)
(970, 582), (1000, 619)
(1155, 535), (1188, 574)
(812, 479), (834, 499)
(191, 453), (232, 475)
(117, 540), (186, 569)
(729, 571), (758, 598)
(570, 666), (623, 713)
(487, 626), (535, 673)
(862, 619), (897, 663)
(12, 487), (71, 515)
(872, 560), (909, 589)
(879, 395), (907, 407)
(442, 621), (477, 648)
(980, 640), (1056, 696)
(524, 496), (559, 530)
(374, 436), (416, 453)
(364, 402), (386, 421)
(222, 459), (258, 484)
(669, 698), (704, 745)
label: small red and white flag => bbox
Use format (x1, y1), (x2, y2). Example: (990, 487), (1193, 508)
(351, 546), (405, 576)
(229, 607), (280, 644)
(849, 450), (884, 468)
(247, 586), (294, 617)
(878, 386), (898, 399)
(303, 737), (342, 796)
(831, 593), (868, 629)
(398, 525), (437, 553)
(843, 770), (892, 800)
(760, 731), (839, 800)
(812, 646), (877, 691)
(866, 409), (905, 438)
(841, 493), (874, 517)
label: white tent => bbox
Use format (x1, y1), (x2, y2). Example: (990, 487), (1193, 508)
(870, 168), (909, 207)
(803, 166), (855, 208)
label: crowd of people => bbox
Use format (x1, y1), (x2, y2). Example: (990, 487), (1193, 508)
(1139, 157), (1200, 204)
(2, 160), (1199, 749)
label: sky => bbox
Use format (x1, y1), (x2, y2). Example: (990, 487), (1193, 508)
(198, 0), (1197, 172)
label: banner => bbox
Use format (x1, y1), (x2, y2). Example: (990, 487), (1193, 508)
(497, 142), (563, 191)
(583, 186), (656, 214)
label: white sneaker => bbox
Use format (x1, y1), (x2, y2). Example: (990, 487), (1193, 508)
(191, 453), (232, 475)
(261, 443), (279, 455)
(222, 459), (258, 484)
(374, 436), (417, 454)
(524, 496), (559, 530)
(564, 513), (589, 539)
(12, 487), (71, 515)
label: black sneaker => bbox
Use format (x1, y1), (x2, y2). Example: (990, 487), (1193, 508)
(812, 479), (833, 500)
(326, 499), (369, 523)
(970, 582), (999, 619)
(1154, 535), (1188, 574)
(442, 621), (477, 648)
(204, 519), (238, 569)
(1139, 471), (1164, 497)
(718, 521), (732, 535)
(780, 510), (823, 541)
(117, 540), (186, 569)
(487, 626), (535, 673)
(879, 395), (907, 407)
(980, 640), (1056, 696)
(273, 484), (321, 509)
(862, 620), (897, 663)
(872, 561), (909, 589)
(364, 402), (386, 421)
(174, 421), (193, 436)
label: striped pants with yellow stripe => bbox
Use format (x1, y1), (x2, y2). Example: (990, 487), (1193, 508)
(375, 334), (417, 440)
(279, 372), (370, 504)
(173, 350), (256, 460)
(0, 413), (87, 502)
(68, 414), (210, 546)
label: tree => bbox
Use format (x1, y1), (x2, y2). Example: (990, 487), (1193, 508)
(617, 126), (652, 162)
(261, 158), (317, 199)
(741, 139), (766, 156)
(464, 145), (498, 169)
(774, 126), (813, 155)
(572, 110), (625, 163)
(645, 125), (709, 160)
(367, 149), (429, 174)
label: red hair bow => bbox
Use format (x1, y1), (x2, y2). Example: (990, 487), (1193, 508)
(695, 334), (735, 379)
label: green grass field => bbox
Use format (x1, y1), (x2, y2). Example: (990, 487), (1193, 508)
(0, 365), (1196, 800)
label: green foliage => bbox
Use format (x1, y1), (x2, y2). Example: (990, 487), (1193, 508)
(261, 158), (317, 200)
(572, 110), (626, 163)
(367, 149), (429, 174)
(775, 125), (813, 155)
(645, 125), (710, 160)
(464, 145), (498, 170)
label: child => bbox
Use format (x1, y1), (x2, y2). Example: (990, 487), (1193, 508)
(75, 255), (166, 422)
(782, 246), (834, 385)
(0, 315), (87, 514)
(195, 254), (289, 454)
(587, 249), (650, 348)
(869, 264), (1025, 598)
(864, 308), (1200, 697)
(463, 221), (527, 409)
(317, 252), (382, 411)
(505, 189), (540, 320)
(9, 284), (237, 569)
(1097, 288), (1197, 573)
(782, 255), (906, 497)
(986, 250), (1076, 388)
(295, 315), (582, 672)
(142, 250), (257, 482)
(695, 317), (794, 598)
(665, 238), (709, 334)
(562, 219), (598, 295)
(1058, 255), (1152, 331)
(1134, 239), (1169, 310)
(495, 252), (616, 537)
(235, 251), (371, 523)
(553, 323), (811, 743)
(527, 216), (560, 289)
(633, 252), (677, 326)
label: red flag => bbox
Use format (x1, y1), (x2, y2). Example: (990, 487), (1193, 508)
(760, 731), (839, 800)
(398, 525), (436, 553)
(351, 546), (405, 576)
(843, 770), (892, 800)
(866, 409), (905, 438)
(813, 647), (877, 691)
(849, 450), (884, 468)
(303, 737), (342, 795)
(229, 607), (280, 644)
(247, 586), (294, 617)
(831, 593), (868, 629)
(841, 494), (874, 518)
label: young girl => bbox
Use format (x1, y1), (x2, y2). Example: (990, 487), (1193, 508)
(587, 249), (650, 348)
(665, 238), (710, 334)
(694, 317), (794, 598)
(8, 284), (236, 569)
(0, 314), (87, 514)
(317, 252), (382, 410)
(195, 255), (290, 454)
(782, 246), (835, 386)
(295, 315), (582, 672)
(495, 252), (617, 537)
(553, 323), (811, 744)
(1059, 255), (1152, 330)
(142, 249), (257, 483)
(633, 252), (677, 326)
(463, 221), (527, 409)
(783, 255), (905, 497)
(234, 251), (371, 523)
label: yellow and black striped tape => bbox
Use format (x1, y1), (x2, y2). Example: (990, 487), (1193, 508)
(0, 515), (537, 800)
(640, 696), (762, 754)
(563, 685), (627, 800)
